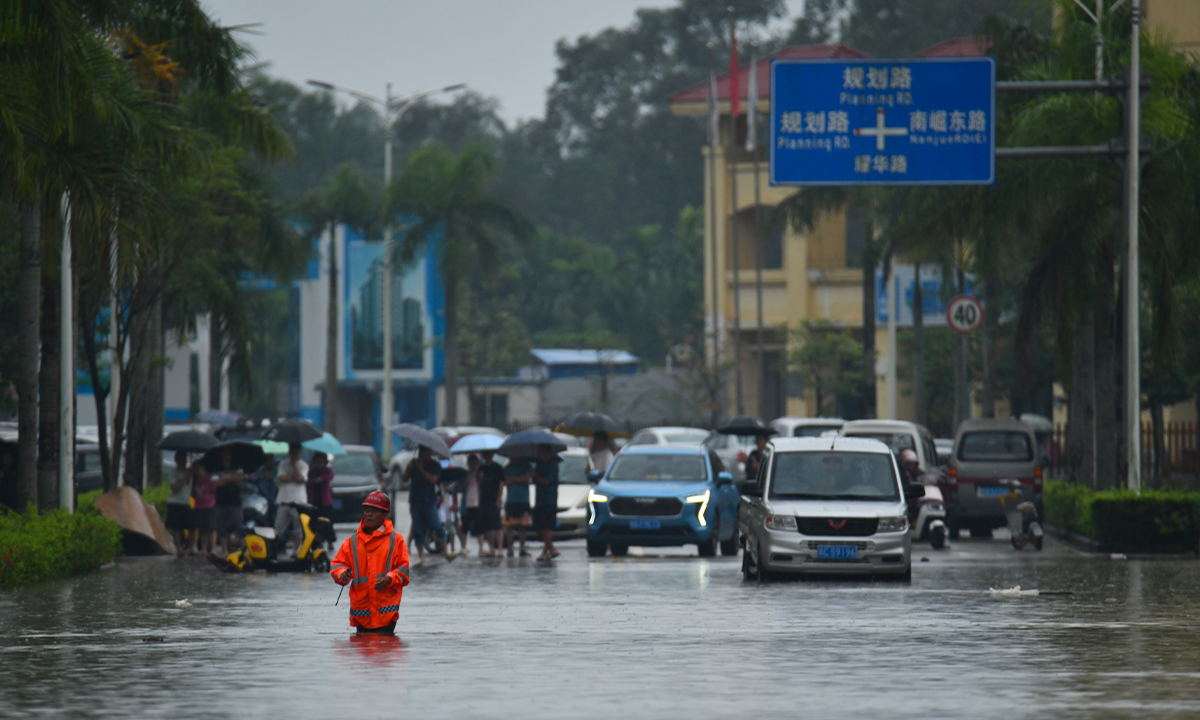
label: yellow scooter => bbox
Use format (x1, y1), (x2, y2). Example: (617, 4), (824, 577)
(209, 502), (336, 573)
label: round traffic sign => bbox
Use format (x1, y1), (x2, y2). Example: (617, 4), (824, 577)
(946, 295), (984, 334)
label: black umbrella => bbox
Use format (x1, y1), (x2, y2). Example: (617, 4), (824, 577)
(716, 415), (776, 436)
(201, 440), (266, 474)
(554, 411), (630, 439)
(498, 429), (567, 460)
(262, 418), (324, 445)
(157, 430), (218, 453)
(386, 424), (452, 457)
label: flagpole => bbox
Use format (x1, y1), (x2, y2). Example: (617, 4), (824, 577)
(748, 48), (766, 419)
(728, 7), (744, 416)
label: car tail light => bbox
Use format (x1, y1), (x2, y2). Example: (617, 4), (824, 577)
(1034, 466), (1043, 479)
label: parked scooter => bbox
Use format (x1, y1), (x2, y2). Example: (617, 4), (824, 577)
(908, 482), (948, 550)
(209, 502), (336, 573)
(1000, 478), (1043, 550)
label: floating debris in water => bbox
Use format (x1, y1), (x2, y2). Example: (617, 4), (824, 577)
(175, 599), (191, 608)
(142, 637), (165, 643)
(990, 586), (1039, 597)
(1110, 553), (1127, 560)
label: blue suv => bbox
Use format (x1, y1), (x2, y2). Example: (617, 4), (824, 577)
(586, 445), (739, 557)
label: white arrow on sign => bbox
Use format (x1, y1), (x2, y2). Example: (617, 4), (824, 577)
(946, 295), (984, 334)
(855, 108), (908, 151)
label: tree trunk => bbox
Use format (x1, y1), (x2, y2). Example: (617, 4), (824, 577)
(17, 196), (41, 511)
(980, 277), (998, 419)
(443, 276), (459, 426)
(324, 224), (338, 436)
(860, 250), (876, 419)
(208, 316), (221, 410)
(124, 332), (148, 492)
(1067, 306), (1096, 486)
(80, 281), (113, 491)
(145, 297), (164, 488)
(1094, 243), (1118, 491)
(954, 260), (969, 427)
(912, 261), (925, 426)
(37, 252), (59, 512)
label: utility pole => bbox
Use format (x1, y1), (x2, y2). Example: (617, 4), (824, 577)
(1124, 0), (1142, 492)
(59, 194), (74, 511)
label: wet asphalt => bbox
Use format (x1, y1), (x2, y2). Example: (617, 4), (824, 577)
(2, 515), (1200, 719)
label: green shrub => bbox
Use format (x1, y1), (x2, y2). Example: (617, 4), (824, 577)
(1044, 480), (1200, 551)
(143, 482), (171, 519)
(0, 505), (123, 590)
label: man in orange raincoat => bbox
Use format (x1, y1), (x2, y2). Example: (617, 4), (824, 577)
(331, 491), (410, 634)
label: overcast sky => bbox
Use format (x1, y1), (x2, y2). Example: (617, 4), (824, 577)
(202, 0), (803, 125)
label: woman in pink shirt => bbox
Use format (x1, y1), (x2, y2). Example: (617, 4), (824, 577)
(190, 462), (217, 555)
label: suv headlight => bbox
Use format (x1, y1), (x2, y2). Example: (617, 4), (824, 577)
(588, 490), (609, 525)
(685, 491), (710, 526)
(877, 516), (908, 532)
(765, 514), (797, 531)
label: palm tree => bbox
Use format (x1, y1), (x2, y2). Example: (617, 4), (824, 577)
(299, 163), (374, 437)
(388, 144), (529, 425)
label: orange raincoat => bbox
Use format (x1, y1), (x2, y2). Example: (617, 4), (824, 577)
(331, 518), (410, 629)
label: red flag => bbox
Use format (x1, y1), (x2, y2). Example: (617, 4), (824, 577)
(728, 15), (740, 119)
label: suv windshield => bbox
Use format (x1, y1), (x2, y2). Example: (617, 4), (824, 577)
(558, 454), (589, 484)
(607, 454), (707, 481)
(794, 425), (840, 437)
(770, 452), (898, 501)
(957, 432), (1033, 462)
(332, 453), (377, 477)
(846, 433), (914, 454)
(663, 431), (708, 445)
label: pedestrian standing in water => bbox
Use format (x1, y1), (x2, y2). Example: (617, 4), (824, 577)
(330, 491), (409, 634)
(503, 455), (534, 557)
(461, 454), (483, 556)
(590, 431), (614, 475)
(308, 451), (336, 549)
(165, 450), (195, 557)
(275, 443), (309, 560)
(403, 445), (455, 565)
(532, 444), (561, 562)
(191, 461), (217, 555)
(477, 451), (505, 557)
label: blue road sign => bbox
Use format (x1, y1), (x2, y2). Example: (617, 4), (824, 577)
(770, 58), (995, 185)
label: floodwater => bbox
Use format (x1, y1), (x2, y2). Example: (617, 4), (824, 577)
(2, 530), (1199, 719)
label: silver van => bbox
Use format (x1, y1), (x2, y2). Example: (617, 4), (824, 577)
(945, 419), (1041, 538)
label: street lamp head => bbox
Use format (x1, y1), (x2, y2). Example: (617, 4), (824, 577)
(306, 79), (334, 90)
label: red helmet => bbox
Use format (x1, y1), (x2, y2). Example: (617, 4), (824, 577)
(362, 491), (391, 513)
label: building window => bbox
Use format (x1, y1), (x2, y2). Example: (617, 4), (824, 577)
(472, 393), (509, 427)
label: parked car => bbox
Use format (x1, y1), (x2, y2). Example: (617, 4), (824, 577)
(770, 416), (846, 438)
(550, 447), (594, 539)
(586, 445), (738, 558)
(944, 418), (1042, 539)
(387, 426), (504, 489)
(329, 445), (385, 522)
(626, 426), (710, 447)
(738, 437), (915, 581)
(839, 419), (938, 475)
(702, 431), (755, 478)
(934, 438), (954, 466)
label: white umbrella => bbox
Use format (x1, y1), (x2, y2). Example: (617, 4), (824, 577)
(450, 434), (504, 453)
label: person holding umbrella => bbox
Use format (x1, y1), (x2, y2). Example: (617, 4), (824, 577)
(716, 416), (776, 481)
(275, 443), (309, 560)
(532, 444), (561, 562)
(165, 450), (195, 557)
(403, 445), (456, 565)
(591, 431), (614, 475)
(212, 446), (247, 557)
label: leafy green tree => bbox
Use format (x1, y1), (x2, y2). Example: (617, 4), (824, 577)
(389, 144), (530, 425)
(787, 320), (863, 417)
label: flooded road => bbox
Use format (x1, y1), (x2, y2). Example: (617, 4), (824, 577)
(3, 528), (1199, 719)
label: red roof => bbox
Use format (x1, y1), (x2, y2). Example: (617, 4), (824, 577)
(911, 36), (990, 57)
(666, 43), (869, 106)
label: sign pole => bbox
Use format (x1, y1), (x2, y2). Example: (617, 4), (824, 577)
(1125, 0), (1141, 492)
(886, 266), (897, 420)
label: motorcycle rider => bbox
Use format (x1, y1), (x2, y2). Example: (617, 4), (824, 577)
(899, 449), (925, 485)
(330, 491), (410, 635)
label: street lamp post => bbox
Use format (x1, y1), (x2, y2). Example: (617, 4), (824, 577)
(306, 79), (464, 460)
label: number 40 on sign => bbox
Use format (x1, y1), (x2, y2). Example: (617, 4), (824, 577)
(946, 295), (984, 334)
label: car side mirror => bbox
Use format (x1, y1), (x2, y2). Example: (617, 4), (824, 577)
(587, 470), (601, 483)
(905, 484), (926, 498)
(738, 480), (761, 497)
(717, 471), (733, 486)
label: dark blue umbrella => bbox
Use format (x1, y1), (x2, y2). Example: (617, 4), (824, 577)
(201, 440), (266, 474)
(498, 429), (567, 460)
(263, 418), (324, 445)
(157, 430), (218, 453)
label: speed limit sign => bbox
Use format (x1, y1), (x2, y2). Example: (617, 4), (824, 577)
(946, 295), (984, 334)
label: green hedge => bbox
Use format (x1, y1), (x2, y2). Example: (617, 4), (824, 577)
(1044, 480), (1200, 552)
(143, 482), (170, 520)
(0, 505), (123, 590)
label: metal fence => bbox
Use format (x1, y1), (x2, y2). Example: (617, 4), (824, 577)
(1046, 421), (1200, 481)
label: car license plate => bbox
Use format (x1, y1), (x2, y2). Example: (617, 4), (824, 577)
(332, 499), (342, 510)
(629, 518), (660, 530)
(816, 545), (857, 560)
(977, 485), (1008, 497)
